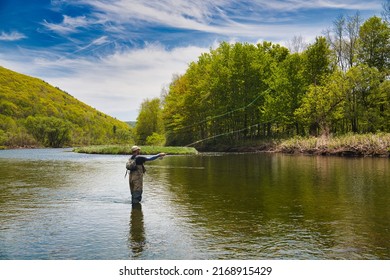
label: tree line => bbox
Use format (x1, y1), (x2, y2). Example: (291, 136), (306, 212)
(135, 10), (389, 148)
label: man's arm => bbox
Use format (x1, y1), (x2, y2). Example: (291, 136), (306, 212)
(145, 153), (166, 161)
(135, 153), (165, 163)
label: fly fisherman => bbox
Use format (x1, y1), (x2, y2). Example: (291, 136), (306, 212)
(128, 145), (166, 204)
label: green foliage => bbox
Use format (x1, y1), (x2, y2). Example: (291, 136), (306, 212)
(25, 116), (71, 148)
(0, 66), (133, 147)
(135, 98), (164, 144)
(146, 132), (166, 146)
(0, 129), (7, 146)
(265, 53), (307, 135)
(163, 41), (288, 147)
(162, 15), (389, 148)
(358, 16), (390, 72)
(295, 70), (346, 135)
(302, 36), (334, 85)
(379, 79), (390, 131)
(344, 64), (383, 133)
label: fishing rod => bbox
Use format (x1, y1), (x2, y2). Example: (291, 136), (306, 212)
(185, 117), (279, 147)
(170, 88), (271, 133)
(164, 87), (282, 147)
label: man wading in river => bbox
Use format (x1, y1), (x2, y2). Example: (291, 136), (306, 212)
(128, 146), (166, 204)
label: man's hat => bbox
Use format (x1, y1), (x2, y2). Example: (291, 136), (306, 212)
(131, 145), (141, 152)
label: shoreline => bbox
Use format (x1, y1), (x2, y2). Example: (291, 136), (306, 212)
(2, 133), (389, 158)
(277, 133), (390, 158)
(212, 145), (390, 157)
(72, 145), (198, 155)
(198, 133), (390, 158)
(2, 146), (389, 157)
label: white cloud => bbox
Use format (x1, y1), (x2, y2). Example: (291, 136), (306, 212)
(249, 0), (382, 11)
(42, 15), (92, 35)
(3, 44), (208, 121)
(71, 36), (111, 54)
(1, 0), (383, 122)
(80, 0), (225, 34)
(76, 0), (381, 26)
(0, 31), (27, 41)
(59, 0), (381, 41)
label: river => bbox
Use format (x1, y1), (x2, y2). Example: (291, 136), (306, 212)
(0, 149), (389, 259)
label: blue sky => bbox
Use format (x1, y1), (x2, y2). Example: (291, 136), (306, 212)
(0, 0), (384, 121)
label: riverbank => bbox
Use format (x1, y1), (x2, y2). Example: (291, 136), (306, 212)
(6, 133), (390, 158)
(276, 133), (390, 157)
(211, 133), (390, 157)
(72, 145), (198, 155)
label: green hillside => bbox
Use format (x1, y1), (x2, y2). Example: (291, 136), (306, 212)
(0, 66), (133, 148)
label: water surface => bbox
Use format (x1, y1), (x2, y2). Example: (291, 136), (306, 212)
(0, 149), (389, 259)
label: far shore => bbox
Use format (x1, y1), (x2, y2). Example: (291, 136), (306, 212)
(2, 133), (389, 158)
(72, 145), (199, 155)
(72, 133), (389, 158)
(204, 133), (390, 157)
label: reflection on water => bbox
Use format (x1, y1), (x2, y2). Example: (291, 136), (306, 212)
(129, 203), (145, 257)
(0, 149), (389, 259)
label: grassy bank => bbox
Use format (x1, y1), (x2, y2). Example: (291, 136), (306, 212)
(71, 134), (390, 157)
(196, 133), (390, 157)
(276, 133), (390, 157)
(73, 145), (198, 155)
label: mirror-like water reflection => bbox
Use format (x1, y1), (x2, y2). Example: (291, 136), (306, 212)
(0, 149), (389, 259)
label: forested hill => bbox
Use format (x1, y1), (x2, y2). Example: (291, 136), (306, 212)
(0, 66), (132, 148)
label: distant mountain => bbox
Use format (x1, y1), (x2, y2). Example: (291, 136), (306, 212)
(0, 66), (132, 147)
(125, 121), (136, 127)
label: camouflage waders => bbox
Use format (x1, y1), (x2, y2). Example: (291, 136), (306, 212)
(129, 165), (144, 204)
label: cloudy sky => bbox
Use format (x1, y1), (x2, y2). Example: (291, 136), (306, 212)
(0, 0), (384, 121)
